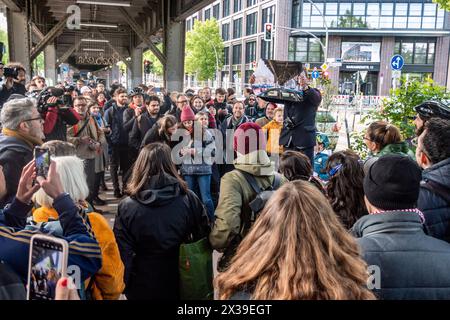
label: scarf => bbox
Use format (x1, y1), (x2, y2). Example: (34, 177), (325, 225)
(2, 128), (43, 148)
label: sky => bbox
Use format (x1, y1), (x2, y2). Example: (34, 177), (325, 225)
(0, 12), (6, 31)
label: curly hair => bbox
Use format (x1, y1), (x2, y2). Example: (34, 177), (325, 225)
(215, 180), (376, 300)
(325, 150), (367, 229)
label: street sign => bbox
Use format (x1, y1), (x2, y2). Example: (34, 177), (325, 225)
(360, 71), (368, 82)
(304, 63), (311, 70)
(392, 70), (401, 79)
(311, 70), (320, 79)
(391, 55), (404, 70)
(321, 63), (329, 71)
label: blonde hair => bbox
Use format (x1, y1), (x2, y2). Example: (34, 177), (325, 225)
(274, 107), (283, 116)
(33, 156), (89, 208)
(195, 111), (208, 121)
(215, 180), (375, 300)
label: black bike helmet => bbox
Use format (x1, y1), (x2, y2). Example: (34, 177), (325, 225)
(414, 100), (450, 120)
(129, 87), (144, 97)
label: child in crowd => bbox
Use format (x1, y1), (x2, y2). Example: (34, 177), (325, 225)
(263, 107), (284, 156)
(314, 133), (330, 181)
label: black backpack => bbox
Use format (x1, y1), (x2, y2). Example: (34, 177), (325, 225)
(238, 170), (282, 223)
(420, 179), (450, 204)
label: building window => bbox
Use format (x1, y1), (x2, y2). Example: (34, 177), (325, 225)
(408, 3), (422, 29)
(245, 41), (256, 64)
(233, 18), (242, 39)
(186, 19), (192, 31)
(288, 37), (324, 62)
(245, 70), (253, 85)
(205, 8), (211, 20)
(223, 0), (230, 18)
(261, 38), (273, 60)
(222, 24), (230, 41)
(224, 47), (230, 65)
(292, 0), (301, 29)
(232, 44), (242, 65)
(395, 39), (436, 65)
(213, 4), (220, 20)
(192, 17), (197, 27)
(341, 42), (381, 62)
(246, 12), (257, 35)
(247, 0), (257, 8)
(262, 5), (275, 30)
(233, 0), (242, 13)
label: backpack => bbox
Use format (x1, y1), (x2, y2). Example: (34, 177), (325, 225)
(238, 170), (282, 223)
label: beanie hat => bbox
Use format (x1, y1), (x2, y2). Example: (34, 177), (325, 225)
(363, 154), (422, 211)
(180, 106), (195, 122)
(233, 122), (267, 155)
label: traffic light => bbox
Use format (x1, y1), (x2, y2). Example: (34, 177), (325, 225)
(264, 23), (273, 42)
(144, 60), (152, 74)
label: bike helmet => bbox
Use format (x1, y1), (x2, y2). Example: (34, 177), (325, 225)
(129, 87), (144, 97)
(414, 100), (450, 120)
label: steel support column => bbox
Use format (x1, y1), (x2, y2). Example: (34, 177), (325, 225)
(6, 8), (31, 78)
(164, 20), (185, 92)
(44, 42), (57, 86)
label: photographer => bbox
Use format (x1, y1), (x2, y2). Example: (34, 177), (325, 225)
(0, 63), (27, 108)
(279, 72), (322, 165)
(41, 87), (80, 141)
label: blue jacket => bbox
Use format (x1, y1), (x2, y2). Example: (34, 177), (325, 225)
(351, 211), (450, 300)
(104, 104), (129, 146)
(314, 152), (329, 181)
(0, 194), (102, 283)
(418, 158), (450, 243)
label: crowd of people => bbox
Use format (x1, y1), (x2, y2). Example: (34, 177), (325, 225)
(0, 61), (450, 300)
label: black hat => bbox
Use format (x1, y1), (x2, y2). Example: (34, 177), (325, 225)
(414, 101), (450, 120)
(363, 154), (422, 211)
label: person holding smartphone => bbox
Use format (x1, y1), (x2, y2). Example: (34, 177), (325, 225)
(0, 160), (102, 287)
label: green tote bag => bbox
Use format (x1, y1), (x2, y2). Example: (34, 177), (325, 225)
(179, 237), (213, 300)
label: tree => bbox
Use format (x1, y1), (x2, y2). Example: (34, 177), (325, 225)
(350, 77), (450, 158)
(143, 44), (163, 76)
(336, 10), (368, 28)
(185, 19), (224, 81)
(434, 0), (450, 11)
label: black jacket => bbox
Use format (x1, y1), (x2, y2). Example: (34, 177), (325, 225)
(129, 112), (159, 151)
(279, 87), (322, 150)
(113, 173), (210, 300)
(208, 100), (233, 124)
(104, 104), (129, 146)
(0, 135), (33, 207)
(418, 158), (450, 242)
(351, 212), (450, 300)
(0, 83), (26, 108)
(140, 124), (178, 149)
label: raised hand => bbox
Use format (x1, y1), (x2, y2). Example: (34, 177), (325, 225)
(16, 161), (41, 204)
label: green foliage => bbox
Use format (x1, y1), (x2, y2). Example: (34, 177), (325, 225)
(32, 52), (45, 76)
(434, 0), (450, 11)
(350, 77), (450, 158)
(333, 11), (368, 28)
(143, 44), (163, 76)
(185, 19), (224, 81)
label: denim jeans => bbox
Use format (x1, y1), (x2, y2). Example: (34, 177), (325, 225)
(184, 174), (215, 222)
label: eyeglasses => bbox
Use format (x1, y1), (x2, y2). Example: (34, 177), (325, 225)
(23, 117), (43, 123)
(363, 136), (372, 142)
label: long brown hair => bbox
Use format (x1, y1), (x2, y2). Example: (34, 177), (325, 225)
(279, 150), (325, 194)
(126, 143), (188, 196)
(157, 115), (178, 136)
(325, 150), (367, 229)
(366, 121), (402, 151)
(215, 180), (375, 300)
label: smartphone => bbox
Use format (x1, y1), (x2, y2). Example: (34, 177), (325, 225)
(27, 234), (69, 300)
(34, 147), (50, 178)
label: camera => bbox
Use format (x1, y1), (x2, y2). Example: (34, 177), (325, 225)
(36, 87), (65, 114)
(3, 67), (18, 79)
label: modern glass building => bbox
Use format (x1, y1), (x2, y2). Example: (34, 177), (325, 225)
(290, 0), (450, 96)
(187, 0), (450, 96)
